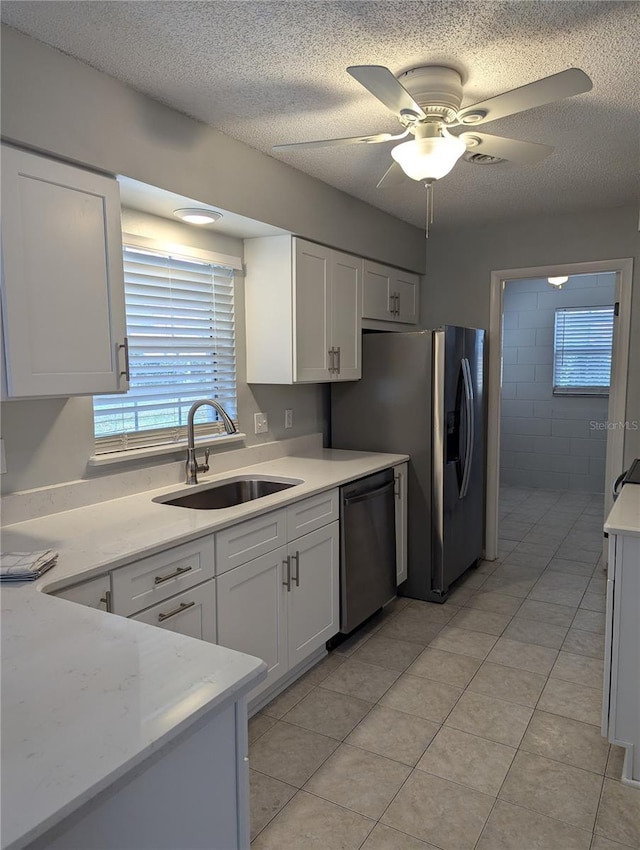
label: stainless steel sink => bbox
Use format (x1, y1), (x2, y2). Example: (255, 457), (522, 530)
(153, 476), (302, 510)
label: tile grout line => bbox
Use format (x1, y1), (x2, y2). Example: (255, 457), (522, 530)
(251, 487), (618, 848)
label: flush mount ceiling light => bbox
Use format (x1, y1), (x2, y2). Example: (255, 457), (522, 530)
(173, 208), (223, 225)
(391, 124), (466, 182)
(548, 275), (569, 288)
(390, 123), (466, 235)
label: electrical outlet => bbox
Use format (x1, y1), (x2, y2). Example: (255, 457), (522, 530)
(254, 412), (269, 434)
(284, 409), (293, 429)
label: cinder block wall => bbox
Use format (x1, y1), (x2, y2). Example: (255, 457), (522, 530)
(500, 273), (615, 492)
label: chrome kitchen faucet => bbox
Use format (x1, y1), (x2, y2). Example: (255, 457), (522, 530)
(185, 399), (237, 484)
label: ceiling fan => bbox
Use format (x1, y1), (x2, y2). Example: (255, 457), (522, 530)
(274, 65), (592, 233)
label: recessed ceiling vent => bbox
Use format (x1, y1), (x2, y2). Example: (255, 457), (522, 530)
(464, 152), (505, 164)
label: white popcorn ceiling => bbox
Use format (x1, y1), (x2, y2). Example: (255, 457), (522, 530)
(2, 1), (639, 230)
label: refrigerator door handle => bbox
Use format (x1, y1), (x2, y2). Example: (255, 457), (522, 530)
(459, 357), (474, 499)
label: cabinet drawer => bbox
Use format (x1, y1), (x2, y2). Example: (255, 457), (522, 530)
(130, 578), (217, 643)
(287, 489), (339, 539)
(216, 510), (287, 575)
(53, 574), (111, 612)
(111, 536), (215, 616)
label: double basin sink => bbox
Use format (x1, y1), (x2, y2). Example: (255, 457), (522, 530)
(153, 475), (303, 510)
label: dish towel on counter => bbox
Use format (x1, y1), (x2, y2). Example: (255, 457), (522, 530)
(0, 550), (58, 581)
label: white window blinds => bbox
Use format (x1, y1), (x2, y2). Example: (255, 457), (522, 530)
(93, 245), (237, 453)
(553, 306), (614, 396)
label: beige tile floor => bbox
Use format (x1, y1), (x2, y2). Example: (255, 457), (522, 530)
(248, 487), (640, 850)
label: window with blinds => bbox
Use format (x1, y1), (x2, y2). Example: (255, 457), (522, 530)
(553, 306), (614, 396)
(93, 245), (237, 453)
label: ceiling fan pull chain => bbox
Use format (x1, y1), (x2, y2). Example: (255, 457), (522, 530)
(425, 179), (435, 239)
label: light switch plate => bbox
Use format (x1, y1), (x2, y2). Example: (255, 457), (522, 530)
(254, 412), (269, 434)
(0, 438), (6, 474)
(285, 409), (293, 429)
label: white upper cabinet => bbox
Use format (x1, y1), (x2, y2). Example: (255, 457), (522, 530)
(0, 145), (128, 398)
(362, 259), (419, 327)
(245, 235), (361, 384)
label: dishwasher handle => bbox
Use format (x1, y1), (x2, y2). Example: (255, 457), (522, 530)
(343, 480), (395, 506)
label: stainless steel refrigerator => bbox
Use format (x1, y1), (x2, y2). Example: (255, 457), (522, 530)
(331, 327), (485, 602)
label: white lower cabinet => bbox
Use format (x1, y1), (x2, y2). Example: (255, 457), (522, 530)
(287, 523), (339, 666)
(394, 462), (408, 585)
(131, 578), (217, 643)
(33, 699), (248, 850)
(53, 574), (111, 612)
(602, 530), (640, 787)
(217, 521), (339, 700)
(217, 548), (288, 694)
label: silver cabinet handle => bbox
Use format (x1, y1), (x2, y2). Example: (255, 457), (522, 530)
(395, 293), (401, 317)
(336, 347), (341, 375)
(118, 337), (131, 383)
(394, 472), (400, 499)
(328, 348), (335, 374)
(291, 550), (300, 586)
(158, 600), (195, 622)
(283, 555), (292, 591)
(388, 293), (396, 316)
(99, 590), (112, 613)
(154, 565), (193, 585)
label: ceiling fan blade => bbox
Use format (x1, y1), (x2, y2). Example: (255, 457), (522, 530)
(457, 68), (592, 125)
(376, 161), (408, 189)
(460, 132), (554, 164)
(273, 132), (395, 151)
(347, 65), (427, 120)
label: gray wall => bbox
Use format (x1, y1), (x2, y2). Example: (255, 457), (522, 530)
(422, 204), (640, 470)
(0, 26), (425, 273)
(1, 209), (327, 493)
(0, 24), (426, 494)
(501, 273), (615, 492)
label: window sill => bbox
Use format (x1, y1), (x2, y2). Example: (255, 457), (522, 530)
(87, 432), (247, 469)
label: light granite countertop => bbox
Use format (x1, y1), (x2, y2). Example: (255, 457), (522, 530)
(0, 448), (407, 850)
(604, 482), (640, 538)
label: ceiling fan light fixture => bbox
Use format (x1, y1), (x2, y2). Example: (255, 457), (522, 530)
(391, 132), (466, 181)
(173, 208), (223, 225)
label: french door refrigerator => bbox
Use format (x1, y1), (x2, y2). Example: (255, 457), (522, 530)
(331, 327), (485, 602)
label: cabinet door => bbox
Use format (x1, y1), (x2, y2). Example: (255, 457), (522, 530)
(217, 547), (288, 697)
(331, 250), (362, 381)
(131, 579), (217, 642)
(362, 260), (394, 321)
(53, 574), (111, 612)
(287, 522), (339, 667)
(393, 270), (419, 324)
(394, 463), (408, 585)
(293, 239), (332, 382)
(0, 145), (127, 397)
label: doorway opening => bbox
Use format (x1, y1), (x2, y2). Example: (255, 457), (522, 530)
(485, 259), (633, 562)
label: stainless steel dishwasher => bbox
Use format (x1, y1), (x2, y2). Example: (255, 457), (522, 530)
(339, 468), (396, 635)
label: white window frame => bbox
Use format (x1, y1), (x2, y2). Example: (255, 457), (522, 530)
(92, 235), (242, 458)
(552, 305), (615, 397)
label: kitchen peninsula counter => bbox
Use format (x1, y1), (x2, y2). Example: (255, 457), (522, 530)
(1, 448), (407, 850)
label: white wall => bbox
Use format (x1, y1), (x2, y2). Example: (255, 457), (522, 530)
(501, 273), (615, 492)
(422, 205), (640, 468)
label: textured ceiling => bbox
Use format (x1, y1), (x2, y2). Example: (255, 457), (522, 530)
(2, 1), (639, 230)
